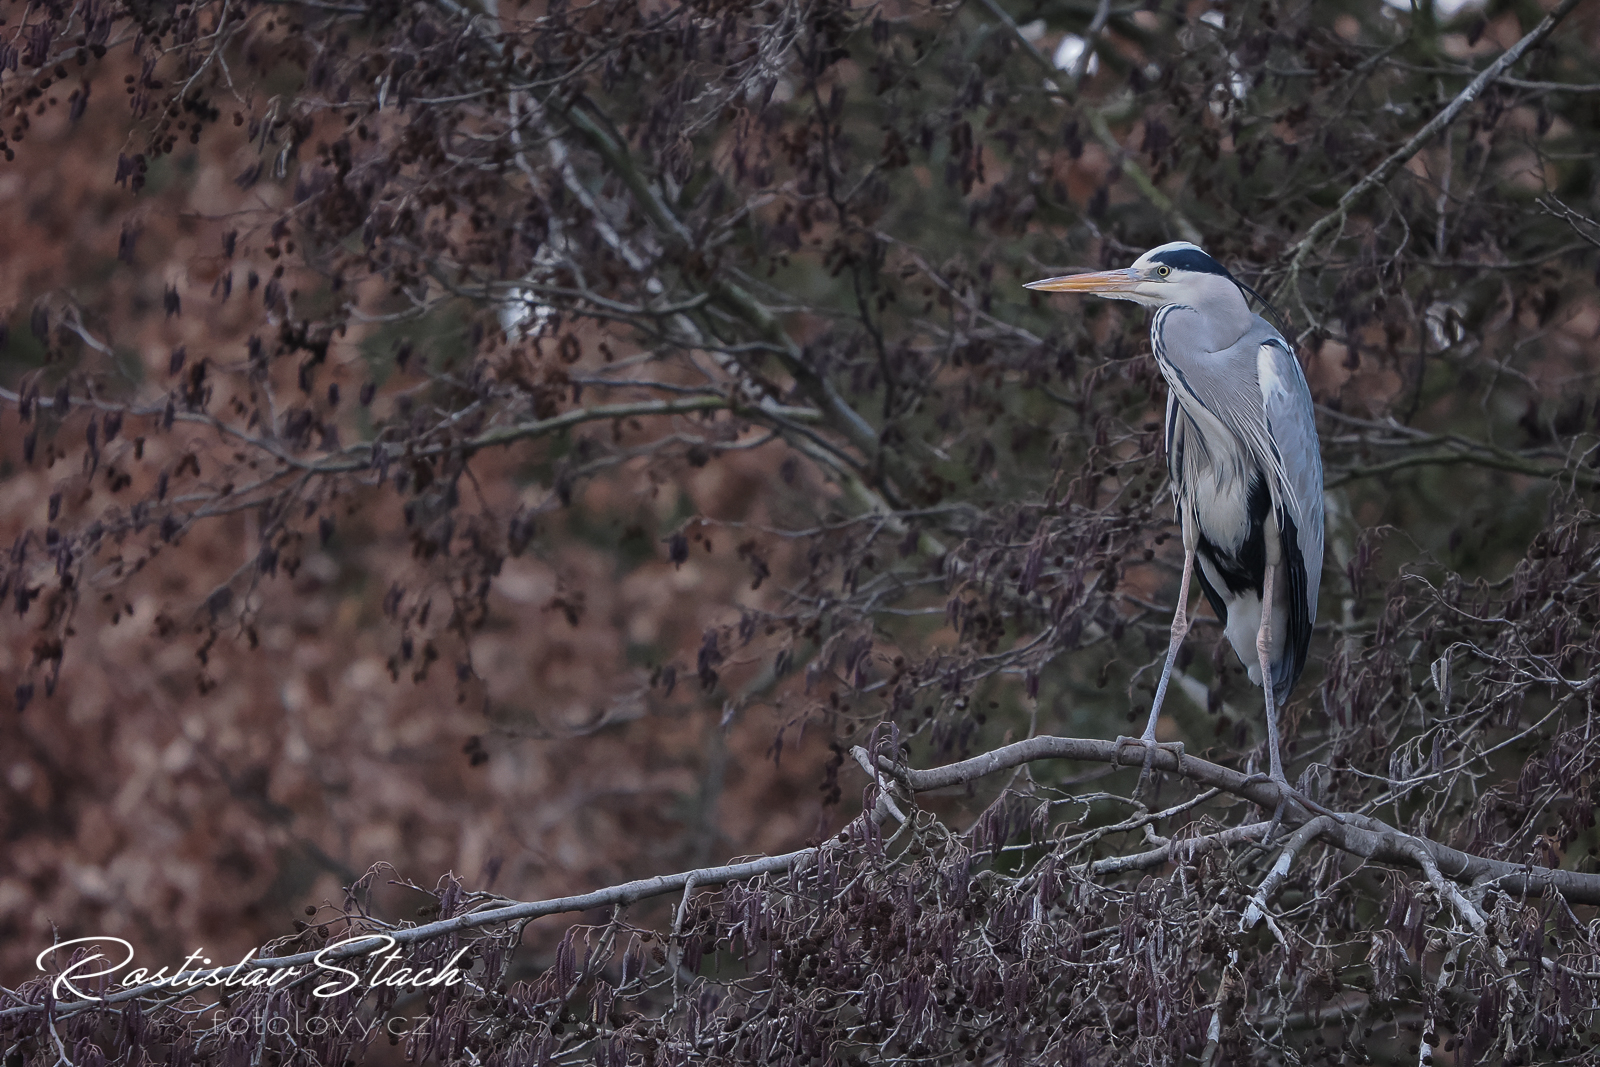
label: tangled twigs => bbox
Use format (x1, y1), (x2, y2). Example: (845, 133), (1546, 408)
(11, 731), (1596, 1025)
(9, 730), (1598, 1065)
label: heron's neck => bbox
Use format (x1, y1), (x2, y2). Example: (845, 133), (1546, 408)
(1162, 280), (1252, 350)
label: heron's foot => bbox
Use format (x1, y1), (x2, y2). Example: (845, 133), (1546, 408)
(1114, 736), (1185, 801)
(1239, 771), (1346, 836)
(1113, 736), (1185, 771)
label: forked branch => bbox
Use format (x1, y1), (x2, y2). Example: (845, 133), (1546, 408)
(877, 734), (1600, 904)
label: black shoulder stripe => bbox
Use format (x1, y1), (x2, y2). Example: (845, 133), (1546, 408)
(1176, 500), (1229, 627)
(1195, 475), (1269, 598)
(1193, 562), (1228, 629)
(1274, 505), (1311, 701)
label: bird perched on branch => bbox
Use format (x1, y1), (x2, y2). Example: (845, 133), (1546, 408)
(1026, 242), (1324, 813)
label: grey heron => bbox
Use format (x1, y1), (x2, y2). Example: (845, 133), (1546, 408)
(1026, 242), (1324, 812)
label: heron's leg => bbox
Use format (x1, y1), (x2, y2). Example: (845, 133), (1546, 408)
(1258, 561), (1285, 787)
(1255, 562), (1292, 839)
(1142, 544), (1196, 744)
(1116, 544), (1195, 783)
(1250, 566), (1344, 839)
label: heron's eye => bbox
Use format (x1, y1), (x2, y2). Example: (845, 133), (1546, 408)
(1157, 265), (1171, 278)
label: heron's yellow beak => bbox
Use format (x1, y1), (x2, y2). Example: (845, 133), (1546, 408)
(1024, 268), (1142, 293)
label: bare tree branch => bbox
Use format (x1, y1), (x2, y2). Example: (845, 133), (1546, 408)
(1278, 0), (1584, 298)
(878, 735), (1600, 903)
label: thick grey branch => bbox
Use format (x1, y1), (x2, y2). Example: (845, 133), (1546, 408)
(888, 734), (1600, 904)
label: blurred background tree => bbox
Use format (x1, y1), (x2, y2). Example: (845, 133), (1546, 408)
(3, 0), (1600, 1062)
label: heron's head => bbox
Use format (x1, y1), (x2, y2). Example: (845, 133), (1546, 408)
(1024, 242), (1245, 312)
